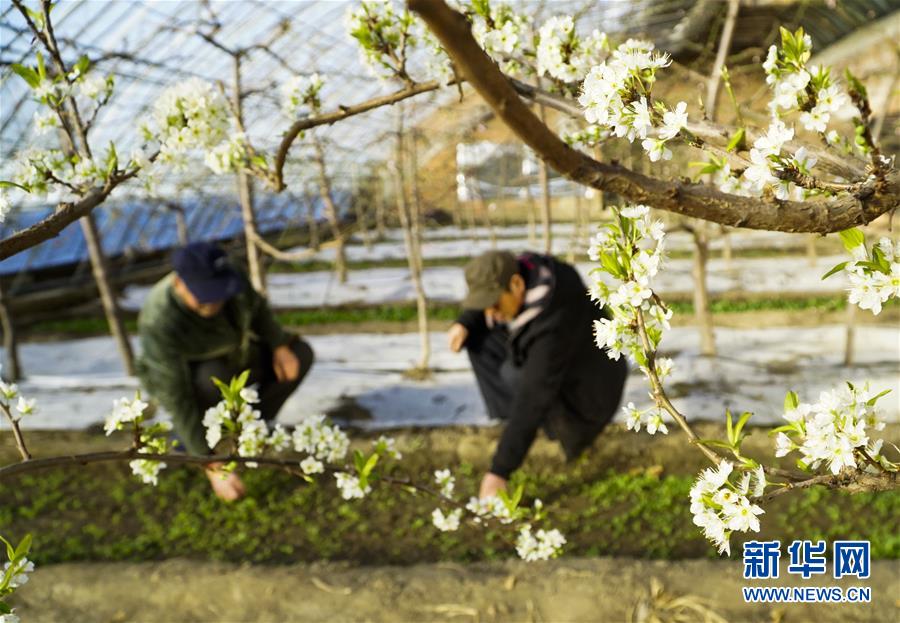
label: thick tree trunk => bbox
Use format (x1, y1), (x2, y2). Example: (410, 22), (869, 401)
(80, 214), (135, 375)
(691, 226), (717, 357)
(352, 165), (373, 251)
(720, 225), (732, 266)
(0, 282), (22, 381)
(233, 55), (266, 295)
(237, 173), (266, 293)
(843, 302), (857, 366)
(165, 203), (189, 246)
(312, 137), (348, 284)
(806, 234), (818, 266)
(538, 104), (553, 255)
(306, 190), (320, 250)
(407, 130), (426, 275)
(394, 116), (430, 373)
(374, 175), (387, 240)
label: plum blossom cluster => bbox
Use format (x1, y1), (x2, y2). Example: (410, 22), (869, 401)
(689, 460), (766, 556)
(144, 78), (231, 170)
(291, 413), (351, 472)
(0, 380), (36, 423)
(334, 471), (371, 500)
(622, 401), (668, 436)
(536, 16), (607, 85)
(1, 533), (34, 623)
(202, 386), (299, 468)
(588, 206), (672, 373)
(515, 525), (566, 562)
(429, 476), (566, 561)
(762, 27), (852, 134)
(11, 145), (119, 197)
(103, 395), (173, 485)
(468, 1), (532, 77)
(773, 384), (895, 476)
(578, 38), (686, 162)
(281, 73), (325, 118)
(431, 507), (463, 532)
(709, 28), (859, 199)
(346, 1), (416, 81)
(830, 230), (900, 316)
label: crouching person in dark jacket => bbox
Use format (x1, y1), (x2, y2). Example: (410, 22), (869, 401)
(136, 242), (314, 501)
(448, 250), (627, 499)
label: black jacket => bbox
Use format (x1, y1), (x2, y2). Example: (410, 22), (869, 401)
(459, 255), (628, 477)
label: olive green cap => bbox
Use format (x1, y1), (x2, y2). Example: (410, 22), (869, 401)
(462, 250), (517, 310)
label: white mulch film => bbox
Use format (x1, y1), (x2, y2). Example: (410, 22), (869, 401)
(7, 226), (898, 432)
(5, 325), (898, 431)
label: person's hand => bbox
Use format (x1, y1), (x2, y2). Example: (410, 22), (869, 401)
(447, 323), (469, 353)
(479, 472), (508, 499)
(273, 344), (300, 382)
(205, 462), (246, 502)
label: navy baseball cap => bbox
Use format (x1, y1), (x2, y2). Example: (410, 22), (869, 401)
(172, 242), (244, 304)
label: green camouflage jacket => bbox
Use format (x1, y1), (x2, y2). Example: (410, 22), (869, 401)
(135, 273), (290, 454)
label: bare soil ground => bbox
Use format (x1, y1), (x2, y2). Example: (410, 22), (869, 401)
(13, 557), (900, 623)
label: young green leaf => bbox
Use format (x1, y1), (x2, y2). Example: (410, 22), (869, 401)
(726, 127), (746, 152)
(733, 412), (752, 445)
(783, 390), (799, 412)
(821, 261), (848, 280)
(10, 64), (40, 89)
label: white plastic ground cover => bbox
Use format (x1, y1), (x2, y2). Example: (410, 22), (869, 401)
(4, 324), (897, 432)
(308, 228), (826, 263)
(121, 254), (852, 311)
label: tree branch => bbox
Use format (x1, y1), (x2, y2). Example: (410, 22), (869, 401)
(0, 403), (31, 461)
(271, 79), (457, 192)
(0, 165), (146, 261)
(410, 0), (897, 234)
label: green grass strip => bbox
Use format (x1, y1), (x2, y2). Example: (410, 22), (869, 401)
(1, 463), (896, 564)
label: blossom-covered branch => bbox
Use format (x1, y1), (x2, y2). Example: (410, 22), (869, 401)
(587, 204), (898, 555)
(1, 373), (568, 563)
(408, 0), (898, 234)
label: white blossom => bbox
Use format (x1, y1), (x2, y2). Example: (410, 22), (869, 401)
(129, 458), (165, 486)
(334, 472), (370, 500)
(104, 396), (148, 435)
(431, 507), (462, 532)
(300, 456), (325, 475)
(78, 74), (109, 100)
(239, 386), (260, 404)
(292, 414), (350, 463)
(281, 73), (324, 117)
(776, 384), (890, 475)
(374, 435), (402, 459)
(689, 461), (763, 556)
(13, 396), (35, 421)
(434, 469), (455, 497)
(32, 109), (60, 135)
(2, 558), (34, 588)
(515, 525), (566, 561)
(659, 101), (688, 140)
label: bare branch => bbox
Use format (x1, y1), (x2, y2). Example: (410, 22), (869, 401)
(271, 79), (457, 192)
(0, 402), (31, 461)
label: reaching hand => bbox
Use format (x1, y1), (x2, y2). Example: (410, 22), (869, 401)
(447, 322), (469, 353)
(479, 472), (508, 499)
(205, 462), (246, 502)
(273, 344), (301, 382)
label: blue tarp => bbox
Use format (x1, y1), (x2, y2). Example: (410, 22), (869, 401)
(0, 192), (344, 276)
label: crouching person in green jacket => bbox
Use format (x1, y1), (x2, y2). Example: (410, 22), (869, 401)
(136, 241), (314, 501)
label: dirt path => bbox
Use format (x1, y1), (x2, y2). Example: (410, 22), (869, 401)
(12, 557), (899, 622)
